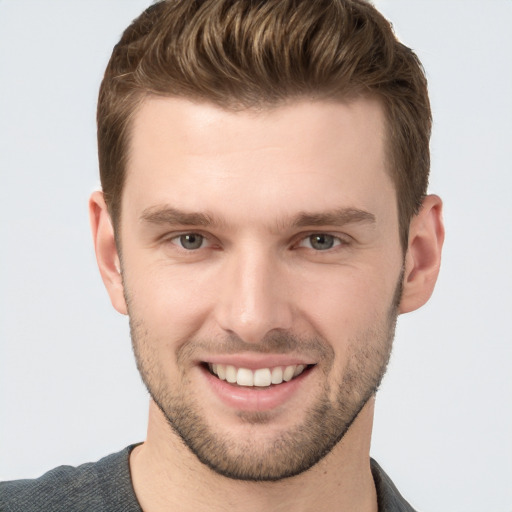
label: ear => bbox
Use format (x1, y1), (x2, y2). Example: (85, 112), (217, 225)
(89, 190), (127, 315)
(399, 194), (445, 314)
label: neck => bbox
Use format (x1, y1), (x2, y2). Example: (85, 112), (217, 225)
(130, 398), (378, 512)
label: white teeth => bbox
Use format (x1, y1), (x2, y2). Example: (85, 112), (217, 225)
(283, 365), (295, 382)
(236, 368), (254, 386)
(225, 365), (237, 383)
(209, 363), (308, 387)
(294, 364), (305, 377)
(253, 368), (272, 387)
(271, 366), (283, 384)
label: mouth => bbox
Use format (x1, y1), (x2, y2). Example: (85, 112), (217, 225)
(205, 363), (314, 388)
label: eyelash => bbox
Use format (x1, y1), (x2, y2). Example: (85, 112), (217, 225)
(167, 232), (213, 251)
(165, 231), (350, 253)
(296, 233), (347, 251)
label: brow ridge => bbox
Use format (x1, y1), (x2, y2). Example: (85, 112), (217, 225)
(291, 208), (376, 228)
(140, 205), (376, 230)
(140, 206), (222, 227)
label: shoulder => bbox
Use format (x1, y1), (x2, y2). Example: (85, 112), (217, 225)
(0, 446), (141, 512)
(1, 461), (103, 512)
(371, 458), (418, 512)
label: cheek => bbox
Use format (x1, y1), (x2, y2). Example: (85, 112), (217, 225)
(123, 260), (218, 339)
(294, 265), (398, 341)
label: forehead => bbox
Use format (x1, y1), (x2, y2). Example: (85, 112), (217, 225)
(123, 96), (395, 227)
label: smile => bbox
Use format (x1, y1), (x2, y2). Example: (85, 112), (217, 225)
(207, 363), (311, 387)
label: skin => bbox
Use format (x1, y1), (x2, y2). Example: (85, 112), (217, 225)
(90, 96), (444, 511)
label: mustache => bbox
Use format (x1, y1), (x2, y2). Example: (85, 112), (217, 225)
(176, 330), (334, 365)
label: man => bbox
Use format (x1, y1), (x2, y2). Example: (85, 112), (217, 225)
(1, 0), (444, 510)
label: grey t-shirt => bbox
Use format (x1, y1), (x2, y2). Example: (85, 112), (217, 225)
(0, 446), (417, 511)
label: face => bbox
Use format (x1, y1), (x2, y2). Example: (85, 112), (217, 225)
(118, 97), (404, 481)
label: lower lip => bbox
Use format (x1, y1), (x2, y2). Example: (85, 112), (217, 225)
(200, 365), (313, 412)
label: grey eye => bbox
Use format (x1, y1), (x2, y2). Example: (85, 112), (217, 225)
(179, 233), (204, 250)
(308, 234), (335, 250)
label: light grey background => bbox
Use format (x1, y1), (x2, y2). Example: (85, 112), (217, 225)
(1, 1), (511, 511)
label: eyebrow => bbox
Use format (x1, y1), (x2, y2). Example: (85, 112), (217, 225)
(291, 208), (376, 228)
(140, 206), (222, 227)
(140, 205), (376, 230)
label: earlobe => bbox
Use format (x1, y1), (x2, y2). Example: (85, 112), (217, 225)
(89, 190), (128, 315)
(399, 194), (445, 314)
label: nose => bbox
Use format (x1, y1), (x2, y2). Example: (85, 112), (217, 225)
(214, 246), (294, 344)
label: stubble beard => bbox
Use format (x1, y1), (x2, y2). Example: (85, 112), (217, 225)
(126, 279), (401, 482)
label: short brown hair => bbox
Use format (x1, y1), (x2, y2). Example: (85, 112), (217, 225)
(98, 0), (431, 250)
